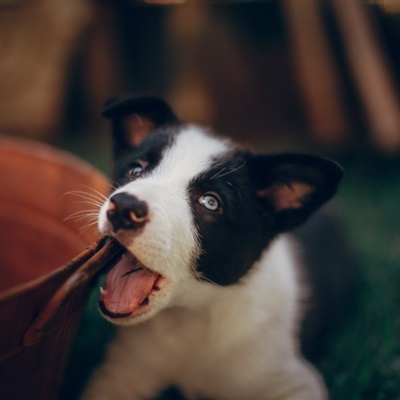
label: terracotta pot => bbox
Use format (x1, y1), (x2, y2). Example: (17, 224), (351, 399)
(0, 137), (122, 400)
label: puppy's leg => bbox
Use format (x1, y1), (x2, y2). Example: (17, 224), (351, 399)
(82, 365), (163, 400)
(82, 353), (166, 400)
(267, 360), (327, 400)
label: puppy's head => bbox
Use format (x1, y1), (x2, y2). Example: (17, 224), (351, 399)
(97, 96), (343, 325)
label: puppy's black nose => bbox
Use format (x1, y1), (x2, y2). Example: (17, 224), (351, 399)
(107, 192), (149, 231)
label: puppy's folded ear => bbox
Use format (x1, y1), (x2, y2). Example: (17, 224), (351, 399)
(102, 96), (178, 158)
(248, 153), (344, 232)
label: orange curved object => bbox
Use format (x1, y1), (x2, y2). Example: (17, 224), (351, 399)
(0, 136), (119, 400)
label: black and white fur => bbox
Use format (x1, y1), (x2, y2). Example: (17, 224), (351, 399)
(83, 96), (344, 400)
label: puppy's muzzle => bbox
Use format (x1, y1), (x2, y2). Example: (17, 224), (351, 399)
(107, 192), (149, 232)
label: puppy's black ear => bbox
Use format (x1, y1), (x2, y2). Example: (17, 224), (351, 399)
(102, 96), (178, 158)
(248, 154), (344, 233)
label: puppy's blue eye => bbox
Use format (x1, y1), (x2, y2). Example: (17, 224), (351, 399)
(127, 165), (144, 180)
(198, 193), (221, 211)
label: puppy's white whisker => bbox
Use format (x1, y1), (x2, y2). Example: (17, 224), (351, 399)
(74, 199), (104, 207)
(67, 216), (99, 224)
(78, 220), (100, 235)
(64, 210), (99, 222)
(79, 184), (108, 201)
(78, 184), (108, 198)
(69, 192), (105, 204)
(215, 160), (247, 179)
(198, 275), (227, 290)
(65, 209), (100, 217)
(210, 167), (226, 180)
(65, 190), (106, 203)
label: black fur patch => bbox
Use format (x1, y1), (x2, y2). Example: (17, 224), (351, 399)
(189, 151), (343, 286)
(102, 96), (179, 160)
(112, 127), (178, 185)
(189, 150), (274, 286)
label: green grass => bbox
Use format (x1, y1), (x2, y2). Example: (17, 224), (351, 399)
(317, 154), (400, 400)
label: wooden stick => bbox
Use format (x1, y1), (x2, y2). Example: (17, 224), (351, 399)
(23, 238), (123, 347)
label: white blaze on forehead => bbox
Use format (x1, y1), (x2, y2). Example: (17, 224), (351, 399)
(150, 125), (232, 184)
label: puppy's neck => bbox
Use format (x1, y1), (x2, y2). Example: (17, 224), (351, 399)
(167, 237), (299, 332)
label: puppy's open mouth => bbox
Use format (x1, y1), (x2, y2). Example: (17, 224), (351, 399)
(99, 250), (165, 319)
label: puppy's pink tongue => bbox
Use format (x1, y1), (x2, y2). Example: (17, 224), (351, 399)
(101, 253), (158, 315)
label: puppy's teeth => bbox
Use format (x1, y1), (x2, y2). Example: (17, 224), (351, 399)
(100, 287), (105, 296)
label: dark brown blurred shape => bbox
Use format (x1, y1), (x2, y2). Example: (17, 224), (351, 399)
(0, 1), (92, 138)
(1, 1), (400, 152)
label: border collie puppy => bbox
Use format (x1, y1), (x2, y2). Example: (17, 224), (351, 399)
(83, 96), (343, 400)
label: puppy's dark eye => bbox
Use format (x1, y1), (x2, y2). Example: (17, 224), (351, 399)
(198, 193), (221, 211)
(126, 162), (145, 180)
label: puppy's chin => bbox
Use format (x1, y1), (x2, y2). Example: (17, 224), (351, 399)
(99, 298), (171, 327)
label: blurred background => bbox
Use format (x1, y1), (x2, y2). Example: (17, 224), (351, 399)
(1, 0), (400, 399)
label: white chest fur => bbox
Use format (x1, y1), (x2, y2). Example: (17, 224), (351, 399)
(83, 237), (326, 400)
